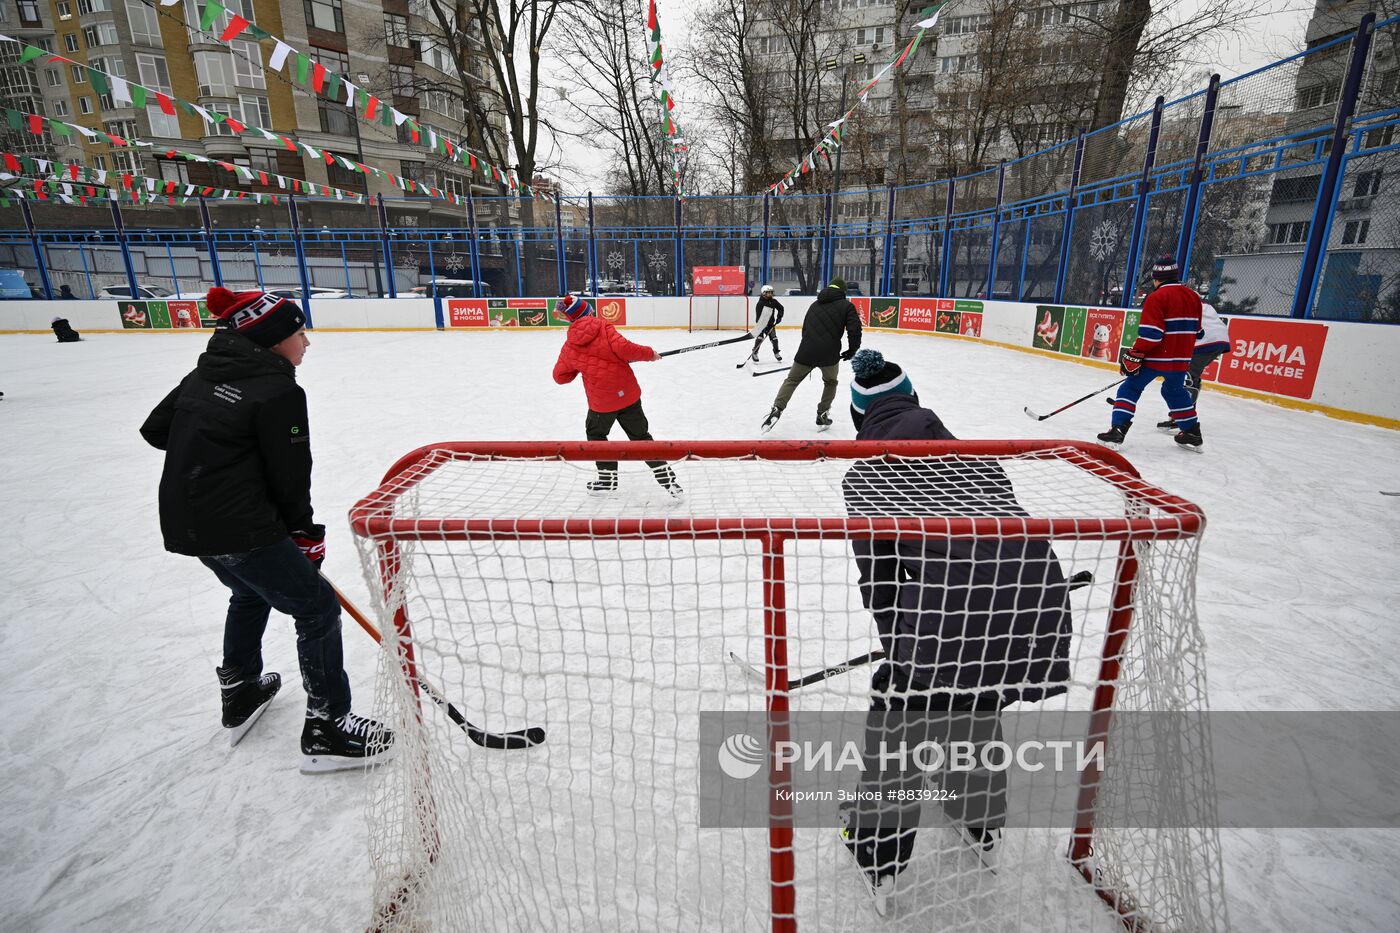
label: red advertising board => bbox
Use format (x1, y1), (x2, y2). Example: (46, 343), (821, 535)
(691, 266), (746, 296)
(595, 296), (627, 326)
(899, 298), (939, 331)
(168, 301), (202, 329)
(1213, 318), (1328, 399)
(1080, 309), (1123, 362)
(959, 312), (983, 337)
(851, 297), (870, 325)
(445, 298), (489, 327)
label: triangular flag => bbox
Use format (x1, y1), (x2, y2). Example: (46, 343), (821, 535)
(295, 53), (310, 86)
(220, 15), (250, 42)
(311, 62), (326, 93)
(110, 76), (131, 105)
(199, 1), (225, 33)
(156, 92), (176, 115)
(269, 40), (294, 71)
(19, 44), (44, 65)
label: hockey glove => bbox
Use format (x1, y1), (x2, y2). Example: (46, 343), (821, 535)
(292, 525), (327, 568)
(840, 349), (855, 361)
(1119, 352), (1143, 377)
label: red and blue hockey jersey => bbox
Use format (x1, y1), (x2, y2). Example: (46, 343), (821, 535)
(1128, 283), (1202, 372)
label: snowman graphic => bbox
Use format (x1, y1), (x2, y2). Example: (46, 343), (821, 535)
(1086, 323), (1116, 361)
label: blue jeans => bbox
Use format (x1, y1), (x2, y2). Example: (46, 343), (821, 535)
(199, 538), (352, 719)
(1111, 366), (1199, 430)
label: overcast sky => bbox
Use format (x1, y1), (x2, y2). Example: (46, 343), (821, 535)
(548, 0), (1318, 193)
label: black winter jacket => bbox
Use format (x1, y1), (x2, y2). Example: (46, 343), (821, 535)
(840, 394), (1072, 704)
(140, 330), (316, 556)
(794, 285), (861, 367)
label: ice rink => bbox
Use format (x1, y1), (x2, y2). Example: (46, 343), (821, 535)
(2, 325), (1398, 932)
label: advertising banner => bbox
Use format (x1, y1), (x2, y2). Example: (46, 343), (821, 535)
(595, 296), (627, 326)
(1080, 309), (1123, 362)
(1213, 318), (1328, 399)
(1032, 306), (1066, 351)
(868, 298), (899, 329)
(851, 297), (870, 326)
(691, 266), (746, 296)
(445, 298), (489, 327)
(899, 298), (938, 331)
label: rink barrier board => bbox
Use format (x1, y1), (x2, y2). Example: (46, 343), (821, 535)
(4, 296), (1397, 430)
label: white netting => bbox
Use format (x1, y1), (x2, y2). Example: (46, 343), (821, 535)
(353, 444), (1226, 932)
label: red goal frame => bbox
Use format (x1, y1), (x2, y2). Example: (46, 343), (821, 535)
(351, 440), (1207, 933)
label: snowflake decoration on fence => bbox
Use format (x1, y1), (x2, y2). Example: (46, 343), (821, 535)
(606, 251), (625, 272)
(444, 253), (465, 274)
(1089, 221), (1120, 262)
(646, 252), (669, 276)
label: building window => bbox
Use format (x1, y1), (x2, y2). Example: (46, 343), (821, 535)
(385, 13), (410, 47)
(105, 119), (138, 140)
(418, 40), (454, 73)
(57, 1), (73, 20)
(84, 24), (120, 48)
(1341, 219), (1369, 245)
(146, 103), (180, 137)
(90, 56), (126, 79)
(71, 65), (86, 84)
(1268, 221), (1310, 245)
(241, 149), (279, 176)
(390, 63), (415, 98)
(18, 1), (42, 26)
(157, 160), (190, 184)
(1296, 82), (1340, 111)
(231, 39), (264, 89)
(45, 69), (62, 87)
(92, 154), (106, 171)
(944, 14), (990, 35)
(78, 96), (92, 115)
(64, 34), (81, 53)
(53, 99), (70, 117)
(110, 150), (138, 173)
(304, 0), (344, 34)
(239, 94), (270, 129)
(79, 0), (112, 13)
(1352, 170), (1382, 198)
(853, 26), (886, 45)
(327, 152), (364, 190)
(127, 3), (162, 45)
(99, 92), (114, 110)
(194, 51), (235, 97)
(136, 54), (172, 94)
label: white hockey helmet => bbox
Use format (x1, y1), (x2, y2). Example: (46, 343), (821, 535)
(760, 284), (774, 295)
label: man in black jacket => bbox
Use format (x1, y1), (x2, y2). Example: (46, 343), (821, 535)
(140, 286), (393, 773)
(761, 279), (861, 432)
(837, 349), (1073, 910)
(739, 284), (785, 366)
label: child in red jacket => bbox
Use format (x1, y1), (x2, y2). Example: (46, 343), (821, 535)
(552, 295), (681, 495)
(1097, 256), (1205, 451)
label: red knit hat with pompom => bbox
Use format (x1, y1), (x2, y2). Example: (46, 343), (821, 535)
(206, 286), (305, 348)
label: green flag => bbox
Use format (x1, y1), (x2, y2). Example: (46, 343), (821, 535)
(131, 85), (147, 108)
(18, 44), (44, 65)
(5, 109), (20, 131)
(88, 68), (110, 95)
(295, 53), (310, 86)
(199, 1), (225, 33)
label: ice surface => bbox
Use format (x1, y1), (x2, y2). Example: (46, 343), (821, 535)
(1, 327), (1397, 931)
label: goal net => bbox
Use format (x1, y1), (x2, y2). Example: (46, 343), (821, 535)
(352, 441), (1226, 933)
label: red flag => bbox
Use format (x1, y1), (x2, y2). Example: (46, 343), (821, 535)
(281, 135), (296, 152)
(156, 93), (176, 115)
(121, 173), (133, 190)
(312, 63), (326, 93)
(469, 154), (477, 170)
(105, 133), (128, 146)
(85, 185), (95, 197)
(165, 180), (176, 194)
(323, 150), (334, 165)
(69, 163), (79, 180)
(27, 114), (43, 135)
(364, 96), (380, 120)
(257, 171), (268, 185)
(202, 186), (215, 195)
(226, 118), (245, 133)
(4, 153), (21, 171)
(220, 15), (250, 42)
(292, 179), (302, 192)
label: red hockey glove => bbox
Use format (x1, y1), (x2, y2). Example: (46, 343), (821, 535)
(292, 525), (326, 568)
(1119, 352), (1143, 377)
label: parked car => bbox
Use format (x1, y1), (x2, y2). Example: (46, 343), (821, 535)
(266, 287), (350, 300)
(0, 269), (34, 299)
(97, 284), (172, 300)
(410, 279), (495, 299)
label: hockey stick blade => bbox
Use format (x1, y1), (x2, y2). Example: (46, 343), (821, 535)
(325, 575), (546, 750)
(1381, 491), (1400, 496)
(728, 650), (765, 682)
(752, 366), (789, 377)
(1024, 379), (1126, 421)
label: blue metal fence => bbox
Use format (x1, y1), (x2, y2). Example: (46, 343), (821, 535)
(2, 15), (1395, 322)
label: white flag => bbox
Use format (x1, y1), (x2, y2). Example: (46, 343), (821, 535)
(269, 40), (294, 72)
(110, 77), (131, 105)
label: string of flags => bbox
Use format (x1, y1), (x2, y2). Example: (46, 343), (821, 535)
(133, 1), (556, 201)
(766, 5), (945, 195)
(644, 0), (687, 196)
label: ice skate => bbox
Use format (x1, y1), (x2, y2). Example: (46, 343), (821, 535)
(218, 666), (281, 747)
(1174, 425), (1204, 452)
(301, 711), (396, 773)
(1096, 423), (1130, 449)
(761, 406), (782, 433)
(586, 472), (619, 496)
(816, 410), (833, 432)
(1156, 418), (1177, 433)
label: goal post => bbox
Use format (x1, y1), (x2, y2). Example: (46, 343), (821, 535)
(352, 440), (1226, 933)
(689, 265), (751, 332)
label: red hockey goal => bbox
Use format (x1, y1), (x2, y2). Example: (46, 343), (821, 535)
(351, 440), (1226, 932)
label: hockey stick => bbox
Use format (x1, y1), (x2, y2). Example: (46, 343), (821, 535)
(325, 576), (546, 750)
(752, 366), (790, 377)
(659, 333), (753, 357)
(1381, 491), (1400, 497)
(731, 571), (1095, 690)
(1024, 379), (1125, 421)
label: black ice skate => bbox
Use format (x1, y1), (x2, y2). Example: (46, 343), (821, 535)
(1156, 419), (1178, 433)
(816, 409), (833, 432)
(838, 806), (912, 917)
(653, 466), (684, 499)
(301, 711), (396, 773)
(956, 825), (1002, 872)
(1174, 425), (1204, 452)
(1096, 423), (1130, 449)
(218, 666), (281, 747)
(761, 406), (782, 433)
(774, 352), (783, 362)
(586, 472), (619, 496)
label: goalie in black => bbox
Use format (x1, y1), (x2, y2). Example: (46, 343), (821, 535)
(838, 349), (1073, 911)
(739, 285), (785, 367)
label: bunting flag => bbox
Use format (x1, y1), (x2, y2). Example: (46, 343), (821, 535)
(765, 4), (945, 195)
(644, 1), (686, 196)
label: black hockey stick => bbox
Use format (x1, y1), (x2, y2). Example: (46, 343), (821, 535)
(1024, 379), (1125, 421)
(731, 571), (1095, 690)
(659, 333), (753, 357)
(326, 576), (546, 750)
(752, 366), (790, 377)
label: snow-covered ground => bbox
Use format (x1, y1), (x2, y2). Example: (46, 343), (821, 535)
(1, 327), (1397, 932)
